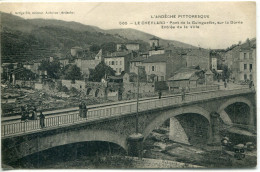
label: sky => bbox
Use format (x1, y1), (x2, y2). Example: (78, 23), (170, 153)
(0, 1), (256, 49)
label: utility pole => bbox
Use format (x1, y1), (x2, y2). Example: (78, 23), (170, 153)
(136, 66), (140, 134)
(128, 66), (144, 158)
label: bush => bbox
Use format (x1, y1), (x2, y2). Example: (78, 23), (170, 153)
(70, 87), (79, 94)
(62, 85), (69, 92)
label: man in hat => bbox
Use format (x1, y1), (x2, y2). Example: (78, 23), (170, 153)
(39, 111), (45, 128)
(82, 101), (88, 119)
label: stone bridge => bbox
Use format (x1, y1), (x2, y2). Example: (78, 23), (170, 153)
(1, 88), (256, 163)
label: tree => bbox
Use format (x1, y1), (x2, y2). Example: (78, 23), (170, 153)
(15, 67), (38, 81)
(138, 67), (147, 82)
(70, 87), (79, 95)
(61, 85), (69, 92)
(63, 64), (83, 81)
(222, 65), (232, 81)
(119, 44), (128, 51)
(1, 64), (14, 81)
(90, 44), (101, 54)
(101, 42), (116, 53)
(38, 60), (61, 79)
(89, 61), (115, 82)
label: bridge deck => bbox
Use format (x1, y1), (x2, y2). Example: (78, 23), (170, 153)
(1, 88), (254, 138)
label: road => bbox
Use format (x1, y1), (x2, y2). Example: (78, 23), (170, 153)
(2, 83), (249, 124)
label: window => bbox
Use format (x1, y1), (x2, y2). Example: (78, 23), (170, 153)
(250, 64), (252, 72)
(250, 74), (253, 81)
(249, 53), (252, 59)
(116, 61), (118, 65)
(112, 61), (114, 65)
(244, 53), (247, 59)
(120, 61), (122, 65)
(161, 76), (164, 81)
(119, 68), (122, 73)
(244, 64), (247, 70)
(109, 61), (111, 65)
(152, 66), (155, 71)
(244, 74), (247, 80)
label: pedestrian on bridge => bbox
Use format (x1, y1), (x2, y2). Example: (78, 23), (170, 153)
(40, 111), (45, 128)
(20, 106), (26, 121)
(79, 101), (83, 117)
(32, 107), (38, 120)
(82, 102), (88, 119)
(24, 105), (30, 122)
(249, 80), (254, 89)
(224, 81), (227, 88)
(158, 90), (162, 99)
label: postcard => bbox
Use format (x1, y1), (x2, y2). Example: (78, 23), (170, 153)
(0, 1), (256, 169)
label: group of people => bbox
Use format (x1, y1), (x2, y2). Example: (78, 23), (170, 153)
(79, 101), (88, 118)
(20, 105), (37, 121)
(20, 105), (45, 128)
(249, 80), (254, 89)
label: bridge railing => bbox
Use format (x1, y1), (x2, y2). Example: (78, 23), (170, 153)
(1, 88), (254, 137)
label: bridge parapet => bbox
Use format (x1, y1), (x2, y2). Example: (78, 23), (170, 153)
(1, 88), (255, 138)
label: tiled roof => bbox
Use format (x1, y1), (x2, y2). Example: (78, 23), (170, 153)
(142, 54), (169, 63)
(108, 75), (123, 80)
(168, 68), (201, 81)
(130, 56), (147, 62)
(105, 51), (131, 58)
(205, 70), (213, 75)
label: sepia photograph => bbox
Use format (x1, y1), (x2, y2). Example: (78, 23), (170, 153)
(0, 1), (257, 169)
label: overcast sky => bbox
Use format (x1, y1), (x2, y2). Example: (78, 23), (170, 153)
(0, 1), (256, 49)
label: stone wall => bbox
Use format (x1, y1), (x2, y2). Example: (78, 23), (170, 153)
(123, 82), (155, 100)
(15, 80), (35, 88)
(61, 80), (86, 90)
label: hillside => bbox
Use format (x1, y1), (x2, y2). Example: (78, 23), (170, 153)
(29, 19), (104, 33)
(106, 28), (197, 49)
(1, 12), (198, 63)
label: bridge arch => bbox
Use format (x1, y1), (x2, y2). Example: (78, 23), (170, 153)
(86, 88), (92, 95)
(16, 129), (127, 161)
(143, 105), (211, 140)
(95, 89), (100, 97)
(217, 96), (253, 125)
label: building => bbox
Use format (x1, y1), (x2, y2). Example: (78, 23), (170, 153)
(104, 52), (132, 75)
(73, 49), (103, 77)
(167, 67), (205, 89)
(59, 58), (69, 67)
(183, 49), (210, 70)
(224, 39), (256, 83)
(116, 43), (140, 51)
(148, 37), (165, 56)
(71, 46), (83, 57)
(23, 62), (41, 74)
(149, 48), (165, 56)
(129, 56), (147, 74)
(211, 57), (217, 70)
(149, 37), (160, 48)
(142, 53), (186, 82)
(237, 46), (256, 82)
